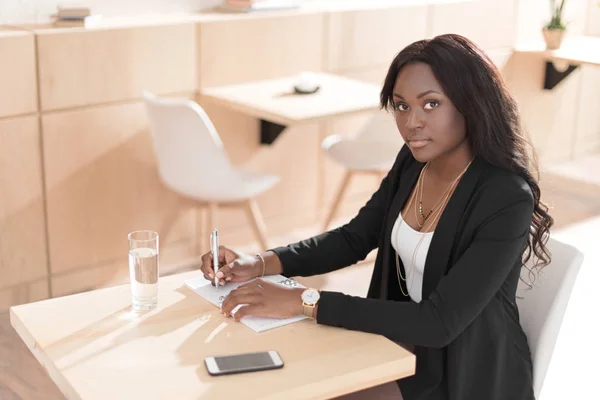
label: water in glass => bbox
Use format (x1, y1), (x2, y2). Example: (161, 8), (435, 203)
(129, 246), (158, 310)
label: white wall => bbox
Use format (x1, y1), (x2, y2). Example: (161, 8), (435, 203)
(0, 0), (222, 24)
(516, 0), (590, 40)
(587, 0), (600, 34)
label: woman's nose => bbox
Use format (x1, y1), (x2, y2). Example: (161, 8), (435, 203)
(405, 110), (425, 130)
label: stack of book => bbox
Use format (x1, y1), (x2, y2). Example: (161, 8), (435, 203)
(220, 0), (300, 13)
(51, 4), (103, 27)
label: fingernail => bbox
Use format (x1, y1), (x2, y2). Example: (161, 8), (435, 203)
(216, 271), (223, 278)
(225, 276), (232, 281)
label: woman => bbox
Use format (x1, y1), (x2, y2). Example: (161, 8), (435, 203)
(200, 33), (553, 400)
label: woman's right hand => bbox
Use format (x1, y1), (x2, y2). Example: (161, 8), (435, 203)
(200, 246), (262, 286)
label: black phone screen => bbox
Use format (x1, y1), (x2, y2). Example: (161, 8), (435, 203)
(215, 352), (276, 371)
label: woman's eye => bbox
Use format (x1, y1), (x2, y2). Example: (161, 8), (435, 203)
(424, 100), (440, 110)
(395, 103), (409, 111)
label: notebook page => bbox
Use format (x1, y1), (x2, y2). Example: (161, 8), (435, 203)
(184, 275), (307, 332)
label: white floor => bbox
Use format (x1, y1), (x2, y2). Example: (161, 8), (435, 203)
(545, 153), (600, 186)
(538, 216), (600, 400)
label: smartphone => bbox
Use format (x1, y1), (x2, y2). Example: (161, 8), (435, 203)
(204, 350), (284, 376)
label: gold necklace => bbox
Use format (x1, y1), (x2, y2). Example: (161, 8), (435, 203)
(394, 158), (474, 297)
(416, 162), (470, 227)
(418, 163), (434, 221)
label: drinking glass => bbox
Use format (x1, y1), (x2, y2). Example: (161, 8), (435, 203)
(128, 230), (159, 311)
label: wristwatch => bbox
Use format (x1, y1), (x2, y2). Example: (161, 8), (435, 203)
(301, 288), (320, 319)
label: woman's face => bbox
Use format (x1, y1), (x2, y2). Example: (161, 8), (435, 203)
(392, 62), (467, 163)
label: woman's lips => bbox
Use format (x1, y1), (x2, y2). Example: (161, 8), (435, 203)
(409, 139), (431, 149)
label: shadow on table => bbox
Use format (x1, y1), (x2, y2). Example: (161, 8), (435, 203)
(47, 285), (230, 371)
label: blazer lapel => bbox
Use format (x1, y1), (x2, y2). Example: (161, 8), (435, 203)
(421, 156), (486, 299)
(379, 159), (424, 299)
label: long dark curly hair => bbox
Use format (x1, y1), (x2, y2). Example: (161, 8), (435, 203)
(380, 33), (554, 283)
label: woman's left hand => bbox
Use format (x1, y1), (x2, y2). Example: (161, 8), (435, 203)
(220, 279), (304, 321)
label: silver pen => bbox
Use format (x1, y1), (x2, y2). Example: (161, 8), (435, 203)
(210, 228), (219, 290)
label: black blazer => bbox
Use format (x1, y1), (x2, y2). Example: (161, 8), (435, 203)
(271, 145), (536, 400)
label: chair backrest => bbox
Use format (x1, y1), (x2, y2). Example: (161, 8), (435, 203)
(355, 109), (404, 147)
(141, 91), (237, 196)
(516, 236), (584, 398)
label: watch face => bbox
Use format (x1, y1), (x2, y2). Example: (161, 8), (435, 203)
(302, 289), (320, 305)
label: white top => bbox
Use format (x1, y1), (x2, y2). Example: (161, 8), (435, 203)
(390, 212), (434, 303)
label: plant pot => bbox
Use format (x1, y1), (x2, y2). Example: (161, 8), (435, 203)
(542, 28), (566, 50)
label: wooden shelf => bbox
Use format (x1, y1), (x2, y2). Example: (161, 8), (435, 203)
(514, 36), (600, 89)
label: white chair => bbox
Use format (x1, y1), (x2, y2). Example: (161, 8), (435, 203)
(516, 236), (584, 398)
(321, 110), (403, 230)
(141, 91), (279, 250)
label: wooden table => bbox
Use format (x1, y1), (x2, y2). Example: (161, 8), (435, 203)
(200, 72), (382, 145)
(514, 35), (600, 89)
(10, 270), (415, 400)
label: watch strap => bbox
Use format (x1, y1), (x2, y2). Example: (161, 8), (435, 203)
(302, 303), (316, 319)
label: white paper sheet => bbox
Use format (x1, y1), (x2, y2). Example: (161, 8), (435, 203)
(184, 275), (307, 332)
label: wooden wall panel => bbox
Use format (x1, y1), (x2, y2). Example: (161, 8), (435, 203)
(573, 65), (600, 157)
(0, 116), (48, 289)
(0, 29), (37, 118)
(326, 6), (428, 72)
(503, 52), (582, 163)
(429, 0), (518, 50)
(36, 23), (197, 111)
(51, 239), (196, 297)
(0, 279), (48, 311)
(329, 48), (514, 92)
(41, 100), (198, 277)
(197, 13), (325, 89)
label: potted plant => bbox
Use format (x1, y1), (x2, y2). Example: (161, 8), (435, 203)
(543, 0), (567, 49)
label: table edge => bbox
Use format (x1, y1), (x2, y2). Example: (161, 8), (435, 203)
(10, 307), (82, 400)
(200, 93), (381, 126)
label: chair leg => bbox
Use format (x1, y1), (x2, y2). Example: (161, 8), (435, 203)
(244, 199), (269, 251)
(323, 170), (353, 232)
